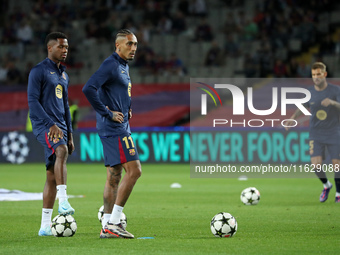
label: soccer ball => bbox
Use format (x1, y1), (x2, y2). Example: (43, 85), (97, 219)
(210, 212), (237, 238)
(51, 215), (77, 237)
(98, 205), (127, 228)
(1, 132), (29, 164)
(240, 187), (260, 205)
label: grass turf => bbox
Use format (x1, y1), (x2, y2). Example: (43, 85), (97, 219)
(0, 163), (339, 255)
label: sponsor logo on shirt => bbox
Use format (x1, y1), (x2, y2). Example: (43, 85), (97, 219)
(56, 84), (63, 99)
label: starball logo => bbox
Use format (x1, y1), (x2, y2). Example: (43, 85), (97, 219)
(198, 83), (311, 128)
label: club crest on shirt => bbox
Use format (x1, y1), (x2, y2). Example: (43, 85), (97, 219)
(56, 84), (63, 99)
(316, 110), (327, 120)
(129, 149), (135, 156)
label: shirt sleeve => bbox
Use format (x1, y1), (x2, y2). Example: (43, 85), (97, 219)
(27, 67), (55, 129)
(82, 61), (114, 119)
(63, 73), (73, 133)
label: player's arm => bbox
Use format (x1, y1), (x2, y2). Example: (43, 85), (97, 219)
(82, 63), (123, 123)
(321, 98), (340, 111)
(285, 108), (304, 131)
(27, 67), (63, 139)
(63, 79), (75, 155)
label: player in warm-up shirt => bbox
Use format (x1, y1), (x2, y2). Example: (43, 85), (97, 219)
(287, 62), (340, 203)
(82, 29), (140, 239)
(27, 32), (75, 236)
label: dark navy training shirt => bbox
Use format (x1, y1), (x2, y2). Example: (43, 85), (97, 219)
(305, 83), (340, 141)
(82, 52), (132, 137)
(27, 58), (72, 137)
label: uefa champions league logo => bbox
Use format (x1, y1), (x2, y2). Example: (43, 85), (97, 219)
(1, 132), (29, 164)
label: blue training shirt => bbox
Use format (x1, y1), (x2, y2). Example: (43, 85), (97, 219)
(82, 52), (132, 137)
(304, 83), (340, 141)
(27, 58), (72, 137)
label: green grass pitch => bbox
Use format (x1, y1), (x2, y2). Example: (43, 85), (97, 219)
(0, 163), (339, 254)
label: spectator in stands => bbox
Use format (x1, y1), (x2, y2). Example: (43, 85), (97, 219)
(273, 59), (287, 78)
(242, 19), (258, 41)
(171, 11), (187, 35)
(297, 61), (311, 78)
(224, 34), (240, 58)
(319, 34), (335, 56)
(286, 58), (299, 78)
(6, 61), (22, 85)
(189, 0), (207, 17)
(16, 19), (33, 44)
(0, 59), (8, 85)
(204, 41), (224, 66)
(167, 53), (186, 76)
(157, 15), (173, 35)
(243, 53), (258, 78)
(194, 18), (213, 42)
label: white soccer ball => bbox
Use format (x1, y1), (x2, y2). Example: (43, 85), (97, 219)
(210, 212), (238, 238)
(51, 215), (77, 237)
(98, 205), (127, 229)
(1, 132), (29, 164)
(240, 187), (260, 205)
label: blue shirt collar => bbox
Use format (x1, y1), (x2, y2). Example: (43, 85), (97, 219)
(113, 52), (128, 65)
(45, 58), (66, 73)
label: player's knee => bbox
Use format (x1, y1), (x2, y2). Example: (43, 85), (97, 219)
(55, 145), (68, 160)
(128, 166), (142, 180)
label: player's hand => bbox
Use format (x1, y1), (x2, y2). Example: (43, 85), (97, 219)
(321, 98), (333, 107)
(284, 118), (295, 131)
(48, 124), (64, 141)
(67, 133), (75, 155)
(106, 106), (124, 123)
(128, 109), (132, 119)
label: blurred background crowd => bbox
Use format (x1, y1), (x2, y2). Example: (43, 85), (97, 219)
(0, 0), (340, 87)
(0, 0), (340, 130)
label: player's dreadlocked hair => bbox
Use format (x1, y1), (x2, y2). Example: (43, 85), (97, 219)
(312, 62), (327, 72)
(45, 32), (67, 45)
(115, 29), (134, 43)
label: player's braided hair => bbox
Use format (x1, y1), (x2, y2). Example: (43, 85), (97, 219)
(115, 29), (134, 43)
(45, 32), (67, 45)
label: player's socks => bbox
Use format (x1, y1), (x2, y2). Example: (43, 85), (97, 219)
(102, 213), (111, 229)
(323, 180), (332, 189)
(57, 185), (67, 203)
(336, 192), (340, 197)
(109, 204), (124, 225)
(40, 208), (53, 229)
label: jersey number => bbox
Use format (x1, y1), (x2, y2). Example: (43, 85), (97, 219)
(122, 136), (135, 149)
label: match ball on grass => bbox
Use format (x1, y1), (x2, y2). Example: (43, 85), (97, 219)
(98, 205), (127, 228)
(240, 187), (260, 205)
(210, 212), (237, 238)
(51, 215), (77, 237)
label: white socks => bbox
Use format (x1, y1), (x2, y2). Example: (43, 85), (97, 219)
(336, 192), (340, 197)
(41, 208), (53, 228)
(57, 185), (67, 203)
(102, 213), (111, 228)
(323, 180), (332, 189)
(109, 204), (124, 225)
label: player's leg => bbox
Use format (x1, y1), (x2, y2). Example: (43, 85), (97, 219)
(331, 156), (340, 203)
(104, 160), (141, 238)
(310, 140), (332, 202)
(102, 165), (123, 228)
(312, 156), (332, 202)
(39, 166), (56, 236)
(115, 160), (142, 207)
(54, 144), (75, 215)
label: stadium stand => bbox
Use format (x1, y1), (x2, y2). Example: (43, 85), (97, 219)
(1, 0), (340, 131)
